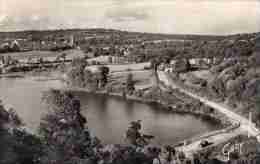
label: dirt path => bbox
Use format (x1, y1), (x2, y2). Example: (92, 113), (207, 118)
(156, 71), (260, 156)
(178, 128), (246, 157)
(157, 71), (260, 138)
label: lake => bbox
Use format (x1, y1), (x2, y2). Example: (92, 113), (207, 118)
(0, 76), (221, 145)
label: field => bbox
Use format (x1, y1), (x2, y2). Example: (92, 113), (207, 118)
(109, 70), (154, 90)
(86, 62), (150, 73)
(107, 62), (150, 72)
(87, 56), (109, 63)
(189, 70), (214, 81)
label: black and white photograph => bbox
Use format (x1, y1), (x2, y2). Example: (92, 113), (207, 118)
(0, 0), (260, 163)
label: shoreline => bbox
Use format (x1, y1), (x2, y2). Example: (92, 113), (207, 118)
(61, 86), (239, 151)
(0, 70), (235, 127)
(0, 70), (232, 127)
(0, 72), (240, 155)
(62, 86), (230, 127)
(0, 72), (26, 78)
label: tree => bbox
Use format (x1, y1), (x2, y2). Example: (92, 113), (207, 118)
(126, 73), (135, 94)
(0, 103), (9, 128)
(108, 56), (113, 63)
(60, 53), (67, 62)
(98, 66), (110, 88)
(125, 120), (153, 147)
(150, 58), (160, 72)
(71, 57), (87, 68)
(0, 101), (43, 164)
(249, 52), (260, 74)
(40, 90), (98, 164)
(67, 67), (85, 87)
(84, 70), (99, 90)
(66, 58), (88, 87)
(38, 57), (44, 64)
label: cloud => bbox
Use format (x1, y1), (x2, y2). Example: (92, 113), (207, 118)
(106, 8), (149, 22)
(0, 0), (259, 34)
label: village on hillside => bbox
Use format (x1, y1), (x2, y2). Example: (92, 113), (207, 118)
(0, 29), (260, 164)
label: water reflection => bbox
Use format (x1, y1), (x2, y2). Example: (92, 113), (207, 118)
(0, 77), (221, 145)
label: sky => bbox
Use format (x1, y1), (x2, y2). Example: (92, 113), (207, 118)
(0, 0), (260, 35)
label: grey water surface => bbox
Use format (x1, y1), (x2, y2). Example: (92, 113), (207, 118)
(0, 76), (220, 145)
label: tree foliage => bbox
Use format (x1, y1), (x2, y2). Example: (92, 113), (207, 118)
(126, 73), (135, 94)
(40, 89), (99, 164)
(67, 63), (110, 90)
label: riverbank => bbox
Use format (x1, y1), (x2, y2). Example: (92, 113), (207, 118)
(0, 68), (65, 80)
(63, 67), (232, 128)
(0, 76), (222, 145)
(59, 82), (240, 157)
(62, 84), (230, 128)
(0, 69), (233, 129)
(157, 71), (260, 155)
(0, 72), (242, 160)
(0, 72), (26, 78)
(0, 71), (234, 143)
(158, 71), (260, 135)
(1, 72), (258, 164)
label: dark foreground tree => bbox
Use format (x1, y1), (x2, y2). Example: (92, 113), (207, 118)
(0, 102), (43, 164)
(39, 89), (100, 164)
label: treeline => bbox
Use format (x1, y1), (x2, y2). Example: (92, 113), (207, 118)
(207, 55), (260, 123)
(158, 35), (260, 126)
(143, 34), (256, 63)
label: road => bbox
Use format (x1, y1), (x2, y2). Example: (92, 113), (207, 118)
(180, 128), (245, 157)
(157, 71), (260, 140)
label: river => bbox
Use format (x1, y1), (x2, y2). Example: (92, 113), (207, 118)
(0, 76), (221, 145)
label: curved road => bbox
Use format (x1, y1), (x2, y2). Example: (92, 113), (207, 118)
(157, 71), (260, 140)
